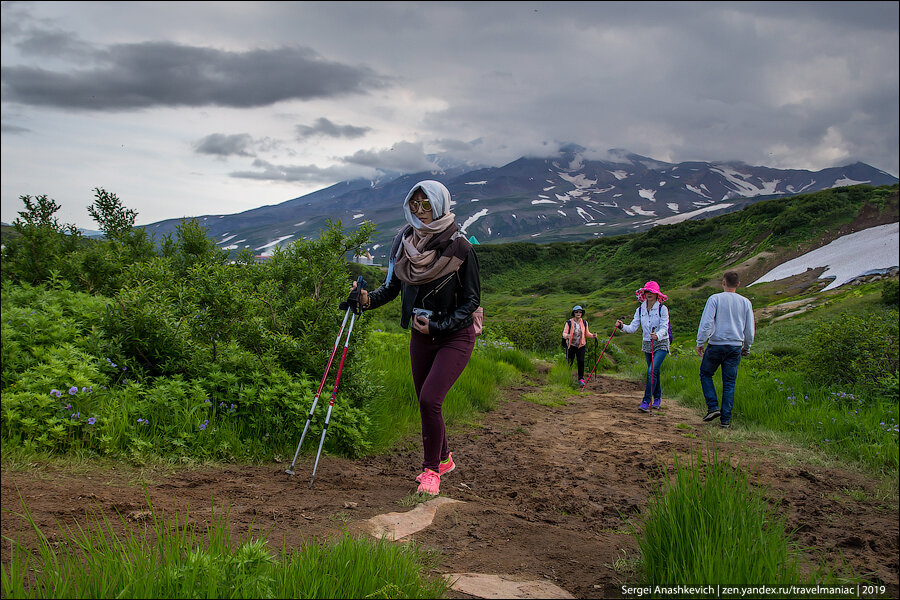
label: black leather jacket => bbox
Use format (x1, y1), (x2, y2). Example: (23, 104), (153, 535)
(367, 246), (480, 336)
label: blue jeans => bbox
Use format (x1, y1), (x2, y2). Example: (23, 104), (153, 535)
(699, 345), (742, 423)
(643, 348), (668, 404)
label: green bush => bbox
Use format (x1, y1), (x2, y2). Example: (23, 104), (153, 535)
(799, 310), (899, 399)
(882, 279), (899, 305)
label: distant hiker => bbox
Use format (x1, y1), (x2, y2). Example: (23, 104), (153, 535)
(348, 180), (480, 496)
(616, 281), (671, 412)
(696, 270), (755, 429)
(562, 305), (598, 386)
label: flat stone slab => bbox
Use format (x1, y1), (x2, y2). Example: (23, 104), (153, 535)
(365, 496), (462, 540)
(446, 573), (576, 599)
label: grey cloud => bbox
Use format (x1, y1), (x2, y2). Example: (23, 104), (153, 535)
(341, 141), (437, 172)
(2, 42), (387, 111)
(434, 138), (478, 152)
(1, 123), (30, 134)
(296, 117), (370, 139)
(194, 133), (257, 157)
(231, 158), (375, 184)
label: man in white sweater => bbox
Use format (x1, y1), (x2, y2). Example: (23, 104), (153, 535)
(696, 271), (755, 428)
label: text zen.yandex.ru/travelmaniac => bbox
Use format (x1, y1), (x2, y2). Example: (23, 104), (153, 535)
(621, 584), (865, 597)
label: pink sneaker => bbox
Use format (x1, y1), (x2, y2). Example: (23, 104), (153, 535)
(415, 469), (441, 495)
(438, 452), (455, 476)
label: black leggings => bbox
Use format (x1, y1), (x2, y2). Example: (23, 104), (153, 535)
(567, 345), (586, 379)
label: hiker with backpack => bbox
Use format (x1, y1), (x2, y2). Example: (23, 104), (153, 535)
(615, 281), (671, 412)
(346, 180), (480, 496)
(562, 305), (598, 386)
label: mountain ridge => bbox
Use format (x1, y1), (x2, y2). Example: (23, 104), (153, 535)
(138, 147), (898, 259)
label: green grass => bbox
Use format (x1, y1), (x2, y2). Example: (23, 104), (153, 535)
(635, 445), (846, 588)
(363, 332), (524, 452)
(1, 493), (450, 599)
(624, 353), (899, 476)
(521, 357), (579, 406)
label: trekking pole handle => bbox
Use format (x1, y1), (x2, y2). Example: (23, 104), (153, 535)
(348, 276), (367, 314)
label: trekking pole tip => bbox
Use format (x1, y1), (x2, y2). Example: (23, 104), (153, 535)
(285, 468), (295, 476)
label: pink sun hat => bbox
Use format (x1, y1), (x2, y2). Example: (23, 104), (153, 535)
(636, 281), (668, 303)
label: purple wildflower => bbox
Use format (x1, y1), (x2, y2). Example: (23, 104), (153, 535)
(68, 386), (78, 395)
(50, 389), (62, 398)
(88, 417), (96, 425)
(199, 419), (208, 431)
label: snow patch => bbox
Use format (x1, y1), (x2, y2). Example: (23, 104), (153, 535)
(532, 199), (558, 205)
(576, 207), (592, 222)
(832, 176), (870, 187)
(465, 180), (487, 185)
(460, 208), (489, 233)
(255, 235), (295, 255)
(667, 203), (680, 213)
(353, 213), (364, 219)
(638, 189), (657, 202)
(559, 172), (597, 189)
(653, 203), (734, 226)
(686, 184), (712, 199)
(631, 206), (657, 216)
(610, 170), (628, 180)
(751, 223), (899, 291)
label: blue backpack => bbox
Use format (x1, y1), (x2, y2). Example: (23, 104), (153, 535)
(639, 305), (673, 342)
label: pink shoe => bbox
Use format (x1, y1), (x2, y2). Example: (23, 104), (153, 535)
(438, 452), (455, 476)
(415, 469), (441, 495)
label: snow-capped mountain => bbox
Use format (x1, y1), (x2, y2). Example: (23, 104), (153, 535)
(140, 146), (898, 260)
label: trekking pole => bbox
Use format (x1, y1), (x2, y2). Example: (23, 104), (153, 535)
(308, 308), (358, 489)
(648, 327), (656, 416)
(583, 324), (619, 386)
(285, 307), (351, 476)
(286, 275), (366, 478)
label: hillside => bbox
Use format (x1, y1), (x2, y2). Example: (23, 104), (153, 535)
(468, 183), (898, 350)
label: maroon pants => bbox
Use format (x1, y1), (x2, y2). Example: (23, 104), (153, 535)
(409, 324), (476, 472)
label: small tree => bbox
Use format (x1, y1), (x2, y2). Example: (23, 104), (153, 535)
(2, 194), (80, 285)
(87, 188), (137, 242)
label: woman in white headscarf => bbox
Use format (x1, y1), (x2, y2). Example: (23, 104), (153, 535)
(352, 180), (480, 495)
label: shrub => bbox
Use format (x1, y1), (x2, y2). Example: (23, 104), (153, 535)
(800, 310), (899, 399)
(882, 279), (899, 306)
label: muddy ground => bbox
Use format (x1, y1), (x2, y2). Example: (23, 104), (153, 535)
(2, 372), (898, 598)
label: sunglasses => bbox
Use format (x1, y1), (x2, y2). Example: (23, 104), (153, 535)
(409, 199), (432, 212)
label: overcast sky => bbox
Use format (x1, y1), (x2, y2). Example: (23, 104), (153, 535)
(2, 1), (898, 230)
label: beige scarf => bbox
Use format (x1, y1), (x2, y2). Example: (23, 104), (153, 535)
(393, 213), (468, 285)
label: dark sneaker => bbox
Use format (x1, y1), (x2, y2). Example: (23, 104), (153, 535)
(639, 401), (650, 412)
(703, 410), (721, 422)
(719, 421), (731, 429)
(652, 399), (661, 409)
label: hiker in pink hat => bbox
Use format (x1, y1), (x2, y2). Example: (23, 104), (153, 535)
(616, 281), (671, 412)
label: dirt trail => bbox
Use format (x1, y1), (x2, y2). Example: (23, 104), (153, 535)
(2, 374), (898, 598)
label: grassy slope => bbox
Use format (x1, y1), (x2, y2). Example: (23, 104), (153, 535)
(475, 183), (898, 349)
